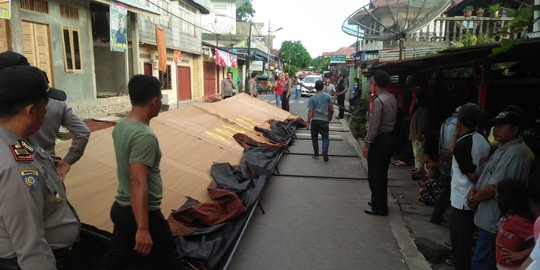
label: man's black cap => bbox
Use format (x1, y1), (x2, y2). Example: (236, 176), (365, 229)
(0, 51), (66, 101)
(0, 66), (49, 104)
(490, 110), (522, 128)
(315, 80), (324, 91)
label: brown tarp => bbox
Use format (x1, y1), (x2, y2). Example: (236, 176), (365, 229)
(56, 94), (294, 232)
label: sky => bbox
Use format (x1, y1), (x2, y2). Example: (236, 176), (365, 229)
(250, 0), (370, 58)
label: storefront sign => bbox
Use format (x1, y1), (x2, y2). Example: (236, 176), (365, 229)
(0, 0), (11, 19)
(250, 61), (263, 71)
(110, 2), (128, 52)
(173, 50), (182, 64)
(330, 55), (346, 64)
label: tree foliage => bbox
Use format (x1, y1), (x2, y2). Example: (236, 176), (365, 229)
(283, 64), (299, 76)
(492, 5), (540, 55)
(311, 56), (330, 74)
(236, 1), (255, 22)
(279, 41), (311, 69)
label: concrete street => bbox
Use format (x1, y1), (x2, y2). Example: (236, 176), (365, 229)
(227, 94), (432, 270)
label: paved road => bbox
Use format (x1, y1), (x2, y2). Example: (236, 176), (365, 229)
(227, 94), (408, 270)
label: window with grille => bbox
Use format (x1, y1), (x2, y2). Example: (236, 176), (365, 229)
(62, 27), (82, 72)
(20, 0), (48, 14)
(159, 65), (172, 90)
(60, 5), (79, 20)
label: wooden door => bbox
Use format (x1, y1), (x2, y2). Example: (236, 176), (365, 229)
(0, 19), (10, 52)
(143, 63), (152, 76)
(203, 62), (217, 96)
(21, 21), (53, 85)
(177, 66), (191, 101)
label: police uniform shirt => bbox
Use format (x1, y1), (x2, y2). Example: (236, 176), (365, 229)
(0, 127), (80, 269)
(364, 90), (397, 146)
(29, 98), (90, 164)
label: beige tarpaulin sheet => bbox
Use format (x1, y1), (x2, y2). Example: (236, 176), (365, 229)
(57, 94), (294, 232)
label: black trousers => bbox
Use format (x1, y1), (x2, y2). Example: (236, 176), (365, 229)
(310, 120), (330, 156)
(367, 132), (396, 213)
(430, 173), (451, 222)
(282, 90), (290, 111)
(337, 95), (345, 118)
(101, 202), (183, 270)
(450, 207), (475, 270)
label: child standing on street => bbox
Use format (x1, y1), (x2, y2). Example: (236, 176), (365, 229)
(495, 179), (535, 270)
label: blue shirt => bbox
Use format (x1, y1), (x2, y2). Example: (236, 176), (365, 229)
(474, 138), (530, 233)
(439, 113), (457, 175)
(307, 91), (333, 122)
(440, 113), (457, 151)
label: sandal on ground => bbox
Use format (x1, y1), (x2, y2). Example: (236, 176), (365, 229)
(392, 160), (407, 166)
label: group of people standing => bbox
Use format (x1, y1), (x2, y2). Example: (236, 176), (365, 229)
(443, 103), (535, 270)
(401, 83), (537, 270)
(359, 69), (539, 270)
(272, 72), (301, 111)
(0, 51), (184, 269)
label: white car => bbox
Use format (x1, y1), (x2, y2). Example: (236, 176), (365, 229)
(301, 74), (322, 97)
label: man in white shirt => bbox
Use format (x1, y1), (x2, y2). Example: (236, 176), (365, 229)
(449, 103), (491, 270)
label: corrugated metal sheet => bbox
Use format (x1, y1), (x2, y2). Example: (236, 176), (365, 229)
(379, 44), (450, 62)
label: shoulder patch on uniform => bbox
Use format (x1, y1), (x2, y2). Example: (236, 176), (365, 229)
(19, 140), (35, 154)
(10, 143), (33, 161)
(20, 170), (39, 190)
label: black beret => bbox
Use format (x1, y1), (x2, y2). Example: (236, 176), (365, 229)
(0, 66), (49, 105)
(0, 51), (30, 69)
(373, 70), (390, 88)
(0, 51), (67, 101)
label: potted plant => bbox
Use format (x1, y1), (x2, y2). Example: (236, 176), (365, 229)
(463, 5), (474, 17)
(476, 7), (485, 17)
(489, 3), (501, 17)
(348, 98), (369, 139)
(501, 7), (515, 17)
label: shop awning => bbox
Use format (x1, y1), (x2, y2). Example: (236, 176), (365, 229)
(370, 38), (540, 75)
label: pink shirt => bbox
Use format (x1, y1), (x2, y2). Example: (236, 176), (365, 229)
(496, 215), (534, 268)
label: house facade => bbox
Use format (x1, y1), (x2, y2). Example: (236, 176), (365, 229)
(2, 0), (209, 118)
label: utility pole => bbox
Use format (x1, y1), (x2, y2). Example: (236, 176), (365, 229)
(245, 21), (252, 93)
(266, 20), (271, 77)
(265, 21), (282, 77)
